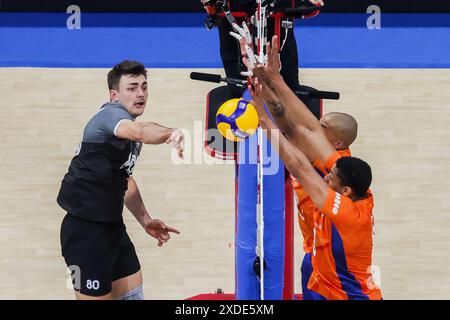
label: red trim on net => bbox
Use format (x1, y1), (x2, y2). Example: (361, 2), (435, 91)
(273, 12), (284, 47)
(283, 173), (295, 300)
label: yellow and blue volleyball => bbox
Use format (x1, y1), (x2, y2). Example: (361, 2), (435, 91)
(216, 98), (259, 142)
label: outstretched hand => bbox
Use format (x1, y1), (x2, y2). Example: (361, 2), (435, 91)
(166, 128), (185, 159)
(265, 35), (281, 76)
(145, 219), (180, 247)
(252, 35), (282, 87)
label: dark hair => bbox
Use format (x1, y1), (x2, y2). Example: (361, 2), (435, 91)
(107, 60), (147, 91)
(335, 156), (372, 198)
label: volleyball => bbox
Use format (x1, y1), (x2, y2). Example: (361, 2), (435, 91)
(215, 98), (259, 142)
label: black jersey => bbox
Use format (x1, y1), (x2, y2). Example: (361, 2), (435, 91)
(57, 102), (142, 223)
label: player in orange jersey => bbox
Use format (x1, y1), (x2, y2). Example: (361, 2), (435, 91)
(291, 112), (357, 299)
(250, 79), (382, 300)
(240, 31), (361, 298)
(246, 36), (382, 299)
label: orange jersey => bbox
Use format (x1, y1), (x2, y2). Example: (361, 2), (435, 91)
(292, 177), (316, 253)
(308, 152), (382, 300)
(313, 148), (352, 176)
(292, 149), (351, 254)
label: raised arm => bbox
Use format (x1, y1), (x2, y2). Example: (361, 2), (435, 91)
(250, 81), (329, 208)
(239, 37), (293, 136)
(251, 36), (335, 163)
(116, 121), (185, 158)
(117, 120), (172, 144)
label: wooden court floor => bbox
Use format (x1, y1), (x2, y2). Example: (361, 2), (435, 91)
(0, 68), (449, 299)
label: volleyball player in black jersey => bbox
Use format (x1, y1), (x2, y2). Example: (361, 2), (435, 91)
(57, 60), (184, 300)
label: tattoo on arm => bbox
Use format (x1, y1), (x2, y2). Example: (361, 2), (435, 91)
(267, 101), (285, 118)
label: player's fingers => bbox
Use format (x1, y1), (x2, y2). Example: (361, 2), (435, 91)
(248, 86), (255, 98)
(166, 226), (181, 234)
(252, 65), (261, 76)
(253, 78), (260, 94)
(248, 77), (257, 93)
(266, 41), (271, 63)
(272, 35), (279, 53)
(157, 237), (168, 245)
(157, 220), (167, 229)
(177, 134), (184, 146)
(268, 37), (278, 62)
(173, 141), (184, 154)
(253, 66), (266, 82)
(248, 84), (254, 94)
(256, 84), (263, 96)
(159, 233), (170, 240)
(151, 218), (161, 225)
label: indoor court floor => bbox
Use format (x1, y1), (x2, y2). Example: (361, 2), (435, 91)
(1, 67), (449, 299)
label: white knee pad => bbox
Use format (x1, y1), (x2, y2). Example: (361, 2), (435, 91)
(116, 285), (145, 300)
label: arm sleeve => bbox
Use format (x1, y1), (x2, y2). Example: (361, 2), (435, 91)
(320, 188), (358, 229)
(98, 106), (134, 137)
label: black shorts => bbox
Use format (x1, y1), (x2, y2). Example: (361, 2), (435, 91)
(60, 213), (141, 296)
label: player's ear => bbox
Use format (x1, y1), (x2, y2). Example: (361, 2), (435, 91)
(110, 89), (119, 103)
(342, 186), (352, 197)
(334, 139), (345, 150)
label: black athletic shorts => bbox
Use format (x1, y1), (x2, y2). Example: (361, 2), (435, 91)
(60, 213), (141, 296)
